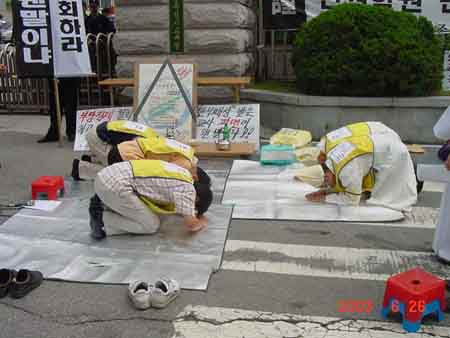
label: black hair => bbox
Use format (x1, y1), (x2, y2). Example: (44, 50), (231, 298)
(194, 182), (213, 216)
(321, 162), (330, 172)
(196, 167), (211, 186)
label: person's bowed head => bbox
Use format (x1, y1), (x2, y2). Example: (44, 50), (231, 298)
(303, 162), (336, 203)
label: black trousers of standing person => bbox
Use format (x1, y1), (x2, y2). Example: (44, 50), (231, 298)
(38, 78), (81, 143)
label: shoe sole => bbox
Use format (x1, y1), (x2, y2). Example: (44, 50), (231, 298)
(151, 293), (179, 309)
(9, 280), (43, 299)
(129, 293), (151, 310)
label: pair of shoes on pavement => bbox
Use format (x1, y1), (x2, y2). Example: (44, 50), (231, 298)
(71, 155), (91, 181)
(0, 269), (43, 299)
(128, 278), (180, 310)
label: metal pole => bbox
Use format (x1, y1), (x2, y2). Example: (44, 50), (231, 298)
(258, 0), (264, 80)
(53, 78), (63, 147)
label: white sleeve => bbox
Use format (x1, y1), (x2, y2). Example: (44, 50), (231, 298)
(325, 155), (372, 206)
(317, 139), (325, 153)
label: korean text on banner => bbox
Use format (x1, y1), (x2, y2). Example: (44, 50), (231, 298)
(12, 0), (54, 77)
(197, 104), (260, 149)
(49, 0), (92, 77)
(443, 51), (450, 91)
(74, 107), (133, 151)
(13, 0), (92, 78)
(305, 0), (450, 34)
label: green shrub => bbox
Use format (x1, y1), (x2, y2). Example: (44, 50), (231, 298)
(292, 4), (443, 96)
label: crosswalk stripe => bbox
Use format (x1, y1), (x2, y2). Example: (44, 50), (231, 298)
(348, 221), (435, 229)
(423, 181), (446, 193)
(172, 305), (449, 338)
(222, 240), (449, 281)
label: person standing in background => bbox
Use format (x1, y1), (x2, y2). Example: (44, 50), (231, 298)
(38, 78), (81, 143)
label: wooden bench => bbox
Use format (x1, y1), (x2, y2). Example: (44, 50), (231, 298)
(192, 143), (256, 158)
(196, 76), (251, 103)
(98, 76), (251, 106)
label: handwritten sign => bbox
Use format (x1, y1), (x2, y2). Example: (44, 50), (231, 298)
(74, 107), (133, 151)
(196, 104), (260, 148)
(134, 60), (196, 143)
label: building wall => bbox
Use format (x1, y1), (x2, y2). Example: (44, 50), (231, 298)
(115, 0), (256, 100)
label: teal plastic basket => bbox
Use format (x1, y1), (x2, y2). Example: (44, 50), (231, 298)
(260, 144), (296, 165)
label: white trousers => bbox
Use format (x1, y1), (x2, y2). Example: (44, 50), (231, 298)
(79, 128), (112, 180)
(94, 175), (161, 235)
(367, 135), (417, 212)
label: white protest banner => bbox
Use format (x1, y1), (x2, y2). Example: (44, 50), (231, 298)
(74, 107), (133, 151)
(49, 0), (92, 77)
(305, 0), (450, 34)
(444, 50), (450, 91)
(196, 104), (260, 149)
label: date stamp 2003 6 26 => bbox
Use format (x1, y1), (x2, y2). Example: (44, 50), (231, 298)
(337, 299), (426, 314)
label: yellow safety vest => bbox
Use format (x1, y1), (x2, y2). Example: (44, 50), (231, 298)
(136, 137), (195, 162)
(130, 160), (193, 214)
(327, 136), (375, 193)
(107, 121), (159, 139)
(325, 122), (370, 153)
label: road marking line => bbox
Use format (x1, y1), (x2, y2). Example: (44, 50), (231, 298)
(223, 240), (448, 281)
(423, 181), (445, 193)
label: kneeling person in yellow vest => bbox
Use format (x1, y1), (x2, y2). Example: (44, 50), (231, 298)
(74, 121), (204, 183)
(78, 120), (159, 167)
(89, 160), (213, 240)
(316, 121), (402, 165)
(306, 132), (417, 212)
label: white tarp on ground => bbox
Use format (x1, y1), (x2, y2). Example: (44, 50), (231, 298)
(222, 160), (404, 222)
(0, 177), (232, 290)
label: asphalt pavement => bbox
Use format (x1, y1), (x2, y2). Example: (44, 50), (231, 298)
(0, 115), (449, 338)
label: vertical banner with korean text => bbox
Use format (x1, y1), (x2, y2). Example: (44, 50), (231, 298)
(169, 0), (184, 53)
(12, 0), (54, 77)
(13, 0), (92, 78)
(444, 50), (450, 91)
(49, 0), (91, 77)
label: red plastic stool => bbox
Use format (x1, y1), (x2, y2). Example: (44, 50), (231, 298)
(381, 267), (446, 332)
(31, 176), (65, 200)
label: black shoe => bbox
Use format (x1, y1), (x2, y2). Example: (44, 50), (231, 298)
(9, 269), (43, 299)
(37, 131), (58, 143)
(81, 155), (92, 163)
(437, 255), (450, 265)
(89, 195), (106, 240)
(0, 269), (16, 298)
(71, 159), (83, 181)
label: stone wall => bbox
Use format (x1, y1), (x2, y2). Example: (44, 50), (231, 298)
(241, 89), (450, 144)
(115, 0), (256, 101)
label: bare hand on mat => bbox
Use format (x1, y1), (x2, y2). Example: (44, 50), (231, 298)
(305, 190), (326, 203)
(184, 215), (208, 233)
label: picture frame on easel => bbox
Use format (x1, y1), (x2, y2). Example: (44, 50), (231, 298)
(132, 57), (198, 144)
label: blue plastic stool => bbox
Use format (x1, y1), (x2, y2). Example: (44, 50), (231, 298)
(381, 298), (444, 332)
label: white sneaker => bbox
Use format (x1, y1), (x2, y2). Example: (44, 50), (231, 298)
(128, 281), (152, 310)
(150, 278), (180, 309)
